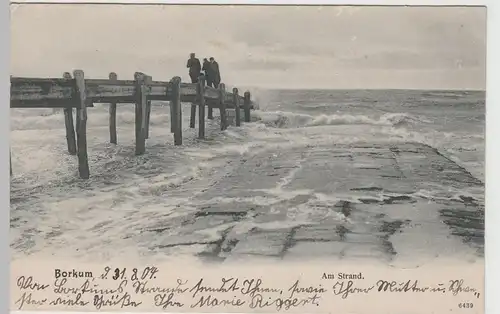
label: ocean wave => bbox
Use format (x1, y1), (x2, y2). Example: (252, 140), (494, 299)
(10, 102), (483, 183)
(246, 109), (483, 182)
(10, 105), (172, 131)
(252, 110), (431, 129)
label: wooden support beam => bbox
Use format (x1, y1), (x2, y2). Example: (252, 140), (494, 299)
(9, 78), (257, 109)
(62, 72), (77, 155)
(244, 91), (251, 123)
(145, 100), (151, 139)
(233, 88), (241, 127)
(170, 93), (175, 133)
(135, 74), (144, 155)
(170, 76), (183, 145)
(208, 105), (214, 120)
(144, 76), (152, 139)
(10, 77), (75, 108)
(219, 83), (227, 131)
(190, 104), (196, 128)
(108, 72), (118, 144)
(198, 75), (206, 139)
(72, 77), (81, 141)
(134, 72), (149, 155)
(75, 105), (81, 136)
(73, 70), (90, 179)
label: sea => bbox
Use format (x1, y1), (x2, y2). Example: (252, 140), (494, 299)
(9, 89), (485, 261)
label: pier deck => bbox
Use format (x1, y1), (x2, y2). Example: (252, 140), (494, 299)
(10, 70), (256, 179)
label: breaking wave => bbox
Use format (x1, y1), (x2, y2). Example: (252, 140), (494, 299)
(253, 110), (431, 129)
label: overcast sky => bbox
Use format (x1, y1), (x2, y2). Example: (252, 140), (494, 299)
(10, 4), (486, 90)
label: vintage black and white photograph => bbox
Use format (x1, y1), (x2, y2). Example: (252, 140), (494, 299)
(10, 4), (485, 268)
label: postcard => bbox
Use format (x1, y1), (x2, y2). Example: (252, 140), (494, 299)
(9, 3), (486, 313)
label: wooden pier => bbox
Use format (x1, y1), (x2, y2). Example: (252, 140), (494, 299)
(10, 70), (256, 179)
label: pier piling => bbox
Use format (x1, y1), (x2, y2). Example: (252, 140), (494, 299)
(134, 72), (149, 155)
(198, 75), (206, 139)
(244, 91), (251, 123)
(108, 72), (118, 144)
(146, 100), (151, 139)
(144, 76), (152, 140)
(73, 70), (90, 179)
(233, 88), (241, 127)
(170, 96), (175, 133)
(171, 76), (183, 145)
(62, 72), (77, 155)
(190, 104), (196, 129)
(208, 105), (214, 120)
(219, 83), (227, 131)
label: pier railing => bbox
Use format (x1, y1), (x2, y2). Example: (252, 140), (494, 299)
(10, 70), (256, 179)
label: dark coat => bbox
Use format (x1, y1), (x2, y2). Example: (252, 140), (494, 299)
(186, 58), (201, 75)
(202, 60), (213, 79)
(211, 61), (221, 83)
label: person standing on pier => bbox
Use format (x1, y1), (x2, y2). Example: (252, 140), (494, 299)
(210, 57), (221, 88)
(186, 53), (201, 83)
(202, 58), (214, 87)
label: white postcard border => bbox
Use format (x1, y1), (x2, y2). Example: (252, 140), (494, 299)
(6, 0), (494, 5)
(3, 1), (498, 314)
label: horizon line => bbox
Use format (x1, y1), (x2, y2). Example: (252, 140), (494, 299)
(245, 87), (487, 92)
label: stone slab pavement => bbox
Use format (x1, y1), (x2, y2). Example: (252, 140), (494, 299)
(139, 142), (484, 263)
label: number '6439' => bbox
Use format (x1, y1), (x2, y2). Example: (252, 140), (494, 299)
(458, 303), (474, 309)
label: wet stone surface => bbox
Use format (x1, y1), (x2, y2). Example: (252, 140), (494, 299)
(144, 142), (484, 262)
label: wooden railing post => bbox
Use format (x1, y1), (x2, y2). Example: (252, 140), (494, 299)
(73, 70), (90, 179)
(244, 91), (251, 123)
(189, 98), (197, 129)
(208, 101), (214, 120)
(108, 72), (118, 144)
(170, 85), (175, 133)
(233, 88), (241, 127)
(144, 76), (152, 139)
(134, 72), (148, 155)
(218, 83), (227, 131)
(197, 75), (206, 139)
(170, 76), (182, 145)
(75, 103), (81, 135)
(62, 72), (77, 155)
